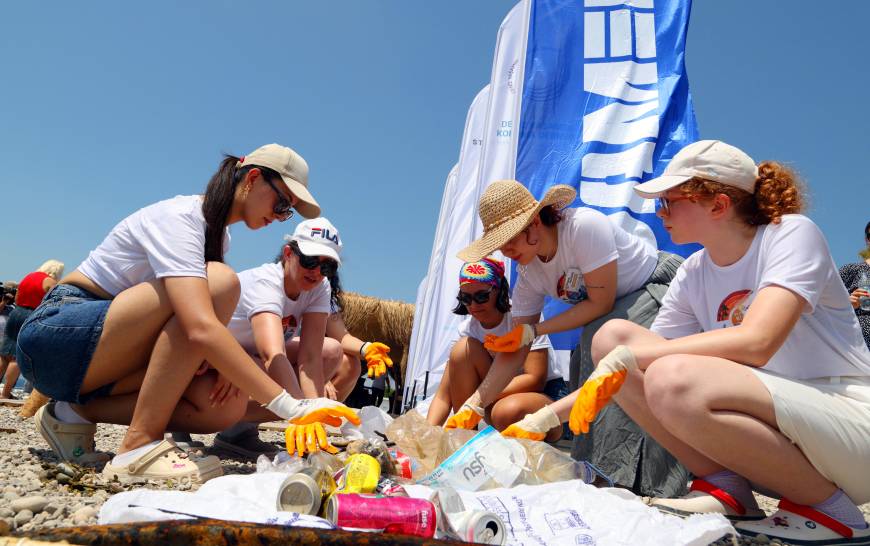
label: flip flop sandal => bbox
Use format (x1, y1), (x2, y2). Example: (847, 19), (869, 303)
(651, 478), (766, 521)
(736, 499), (870, 545)
(35, 401), (111, 464)
(102, 440), (223, 484)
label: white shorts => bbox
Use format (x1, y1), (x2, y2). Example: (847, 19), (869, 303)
(750, 368), (870, 504)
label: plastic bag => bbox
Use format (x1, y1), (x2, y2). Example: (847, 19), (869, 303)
(387, 409), (603, 489)
(256, 451), (306, 474)
(339, 405), (394, 440)
(417, 427), (527, 491)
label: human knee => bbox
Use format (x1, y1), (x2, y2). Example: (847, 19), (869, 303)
(206, 262), (240, 322)
(489, 397), (528, 430)
(643, 356), (700, 419)
(591, 319), (638, 363)
(323, 337), (343, 366)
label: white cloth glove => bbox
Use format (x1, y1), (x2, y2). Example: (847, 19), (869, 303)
(516, 405), (561, 433)
(588, 345), (638, 381)
(264, 391), (347, 422)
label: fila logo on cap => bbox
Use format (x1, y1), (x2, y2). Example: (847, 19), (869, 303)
(311, 227), (339, 245)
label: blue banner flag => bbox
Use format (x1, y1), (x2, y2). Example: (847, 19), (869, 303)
(516, 0), (699, 351)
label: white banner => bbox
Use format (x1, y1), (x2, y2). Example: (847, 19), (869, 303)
(404, 86), (492, 405)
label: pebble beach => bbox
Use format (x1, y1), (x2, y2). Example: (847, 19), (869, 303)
(1, 393), (868, 545)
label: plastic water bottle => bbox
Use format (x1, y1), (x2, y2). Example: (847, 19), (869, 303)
(859, 271), (870, 312)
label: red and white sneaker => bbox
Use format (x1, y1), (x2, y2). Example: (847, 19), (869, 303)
(736, 499), (870, 545)
(651, 478), (766, 521)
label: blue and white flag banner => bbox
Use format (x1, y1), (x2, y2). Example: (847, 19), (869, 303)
(517, 0), (700, 353)
(405, 86), (492, 403)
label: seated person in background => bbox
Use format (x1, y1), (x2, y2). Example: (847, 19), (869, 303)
(838, 220), (870, 348)
(426, 257), (566, 441)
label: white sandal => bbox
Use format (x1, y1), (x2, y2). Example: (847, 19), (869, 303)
(102, 440), (223, 484)
(35, 401), (110, 464)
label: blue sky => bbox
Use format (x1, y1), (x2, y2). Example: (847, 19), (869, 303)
(2, 2), (868, 303)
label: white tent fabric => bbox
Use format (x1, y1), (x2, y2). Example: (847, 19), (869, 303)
(404, 86), (491, 406)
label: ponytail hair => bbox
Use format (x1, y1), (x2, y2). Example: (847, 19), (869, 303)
(203, 154), (284, 262)
(678, 161), (805, 226)
(203, 155), (242, 263)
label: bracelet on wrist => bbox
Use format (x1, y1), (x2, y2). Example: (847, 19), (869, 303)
(359, 342), (370, 359)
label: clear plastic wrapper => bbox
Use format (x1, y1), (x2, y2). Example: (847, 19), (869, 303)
(256, 451), (306, 474)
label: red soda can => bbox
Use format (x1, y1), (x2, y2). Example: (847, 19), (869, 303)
(326, 493), (437, 538)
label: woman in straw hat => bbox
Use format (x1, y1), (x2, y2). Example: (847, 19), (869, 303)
(573, 140), (870, 543)
(451, 178), (687, 496)
(16, 144), (359, 484)
(427, 257), (565, 441)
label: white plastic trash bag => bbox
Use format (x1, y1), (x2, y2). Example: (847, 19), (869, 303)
(405, 480), (733, 546)
(339, 405), (394, 440)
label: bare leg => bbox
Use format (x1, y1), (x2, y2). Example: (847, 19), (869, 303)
(0, 355), (10, 390)
(426, 366), (453, 426)
(490, 392), (562, 442)
(446, 337), (492, 412)
(330, 353), (359, 402)
(74, 262), (241, 454)
(0, 359), (17, 398)
(593, 319), (837, 505)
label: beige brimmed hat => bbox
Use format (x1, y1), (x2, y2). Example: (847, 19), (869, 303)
(457, 180), (576, 262)
(239, 143), (321, 218)
(634, 140), (758, 199)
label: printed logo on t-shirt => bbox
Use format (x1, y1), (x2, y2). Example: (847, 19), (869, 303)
(281, 315), (298, 340)
(716, 289), (753, 326)
(557, 267), (588, 304)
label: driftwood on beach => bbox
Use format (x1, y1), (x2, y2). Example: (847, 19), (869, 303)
(14, 519), (465, 546)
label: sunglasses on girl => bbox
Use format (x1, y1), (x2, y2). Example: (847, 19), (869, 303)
(657, 194), (692, 215)
(262, 177), (295, 222)
(456, 287), (494, 306)
(292, 245), (338, 277)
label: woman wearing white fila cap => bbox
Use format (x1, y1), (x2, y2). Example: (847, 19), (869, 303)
(573, 140), (870, 543)
(212, 218), (358, 457)
(16, 143), (359, 484)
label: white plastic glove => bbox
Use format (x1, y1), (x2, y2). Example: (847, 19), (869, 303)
(501, 405), (561, 441)
(265, 391), (361, 427)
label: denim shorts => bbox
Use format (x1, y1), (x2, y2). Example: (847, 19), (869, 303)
(542, 377), (569, 402)
(16, 284), (114, 404)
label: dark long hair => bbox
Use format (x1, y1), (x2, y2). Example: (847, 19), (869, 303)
(452, 276), (511, 316)
(202, 154), (283, 262)
(276, 241), (344, 312)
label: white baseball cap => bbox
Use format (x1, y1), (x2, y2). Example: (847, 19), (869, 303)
(634, 140), (758, 199)
(238, 143), (321, 218)
(287, 217), (342, 264)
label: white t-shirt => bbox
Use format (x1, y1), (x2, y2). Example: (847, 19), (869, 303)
(512, 207), (658, 317)
(78, 195), (229, 296)
(457, 312), (561, 381)
(227, 262), (332, 352)
(651, 214), (870, 379)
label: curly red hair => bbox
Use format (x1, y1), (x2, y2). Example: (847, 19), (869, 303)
(677, 161), (805, 225)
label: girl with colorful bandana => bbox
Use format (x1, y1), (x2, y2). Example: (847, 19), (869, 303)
(426, 257), (565, 440)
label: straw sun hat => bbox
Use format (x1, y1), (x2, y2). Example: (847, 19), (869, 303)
(457, 179), (576, 262)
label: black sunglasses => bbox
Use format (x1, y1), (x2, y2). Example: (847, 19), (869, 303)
(291, 245), (338, 277)
(457, 287), (495, 306)
(262, 177), (295, 222)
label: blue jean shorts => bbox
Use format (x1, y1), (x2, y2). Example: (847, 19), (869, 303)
(16, 284), (114, 404)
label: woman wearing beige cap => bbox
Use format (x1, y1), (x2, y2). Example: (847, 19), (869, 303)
(15, 143), (359, 484)
(451, 178), (687, 496)
(576, 140), (870, 543)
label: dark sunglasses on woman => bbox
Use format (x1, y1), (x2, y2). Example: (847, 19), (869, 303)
(262, 177), (295, 222)
(292, 245), (338, 277)
(456, 287), (494, 306)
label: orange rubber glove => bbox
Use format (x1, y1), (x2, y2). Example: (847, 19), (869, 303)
(362, 342), (393, 378)
(444, 392), (484, 430)
(569, 345), (637, 434)
(284, 422), (339, 456)
(483, 324), (536, 353)
(501, 405), (561, 441)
